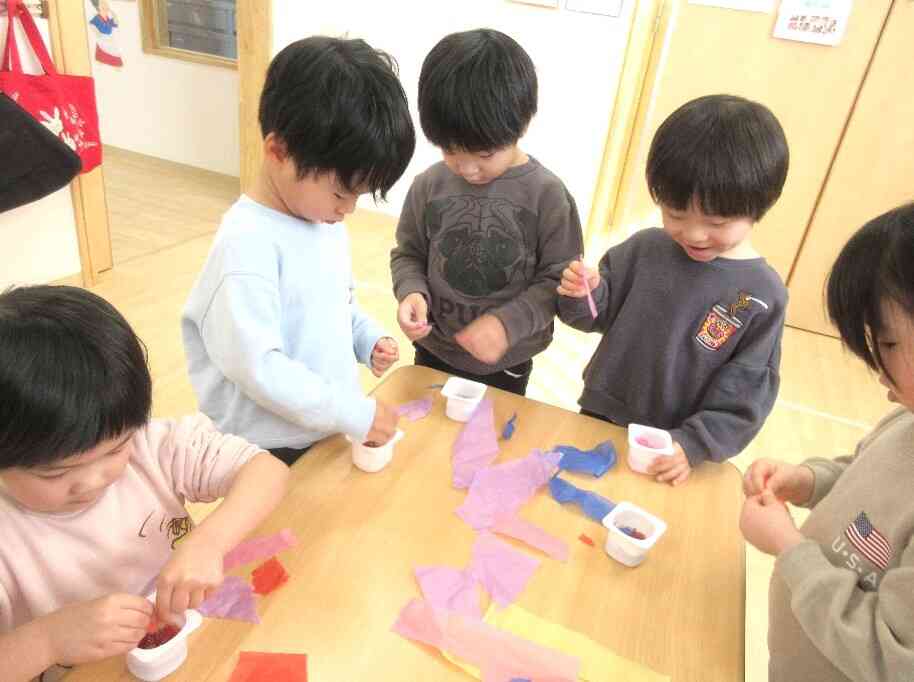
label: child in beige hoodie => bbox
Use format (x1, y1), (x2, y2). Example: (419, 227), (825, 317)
(741, 203), (914, 682)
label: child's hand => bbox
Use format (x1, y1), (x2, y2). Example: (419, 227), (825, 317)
(371, 337), (399, 377)
(647, 442), (691, 486)
(397, 293), (432, 341)
(557, 260), (600, 297)
(743, 458), (814, 505)
(365, 399), (398, 445)
(454, 314), (508, 365)
(155, 537), (224, 625)
(740, 490), (805, 556)
(38, 594), (153, 665)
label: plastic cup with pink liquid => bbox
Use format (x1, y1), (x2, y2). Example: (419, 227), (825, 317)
(626, 423), (675, 474)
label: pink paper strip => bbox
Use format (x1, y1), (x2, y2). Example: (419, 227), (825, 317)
(392, 599), (579, 682)
(470, 532), (540, 609)
(397, 398), (433, 421)
(582, 273), (598, 320)
(414, 532), (540, 620)
(197, 576), (260, 623)
(415, 565), (482, 620)
(456, 450), (561, 529)
(223, 528), (297, 571)
(452, 399), (500, 489)
(492, 514), (569, 563)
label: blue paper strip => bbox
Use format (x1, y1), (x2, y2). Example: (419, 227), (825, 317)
(553, 440), (617, 477)
(549, 476), (615, 522)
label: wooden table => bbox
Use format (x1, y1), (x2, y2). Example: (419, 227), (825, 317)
(67, 365), (745, 681)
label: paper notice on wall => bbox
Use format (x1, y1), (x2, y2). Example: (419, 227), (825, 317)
(773, 0), (853, 46)
(688, 0), (774, 12)
(565, 0), (625, 17)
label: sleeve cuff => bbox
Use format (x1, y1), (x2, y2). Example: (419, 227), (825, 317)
(668, 428), (710, 467)
(394, 279), (431, 304)
(331, 393), (376, 442)
(557, 280), (608, 318)
(776, 539), (829, 590)
(354, 328), (385, 366)
(490, 301), (531, 347)
(802, 460), (839, 507)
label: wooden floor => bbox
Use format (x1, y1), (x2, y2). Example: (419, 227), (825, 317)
(104, 146), (239, 265)
(93, 149), (888, 682)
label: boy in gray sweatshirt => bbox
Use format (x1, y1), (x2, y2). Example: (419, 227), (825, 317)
(390, 29), (583, 395)
(559, 95), (789, 485)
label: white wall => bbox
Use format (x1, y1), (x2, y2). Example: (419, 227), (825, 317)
(89, 0), (240, 176)
(272, 0), (634, 223)
(0, 16), (81, 288)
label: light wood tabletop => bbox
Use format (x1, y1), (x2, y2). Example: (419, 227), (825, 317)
(66, 365), (745, 682)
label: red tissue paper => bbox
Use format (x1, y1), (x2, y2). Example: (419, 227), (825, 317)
(228, 651), (308, 682)
(251, 556), (289, 595)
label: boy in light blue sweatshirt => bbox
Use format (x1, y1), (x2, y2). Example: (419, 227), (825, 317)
(182, 36), (416, 464)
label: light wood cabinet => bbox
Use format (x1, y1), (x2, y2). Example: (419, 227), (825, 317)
(786, 0), (914, 335)
(609, 0), (906, 337)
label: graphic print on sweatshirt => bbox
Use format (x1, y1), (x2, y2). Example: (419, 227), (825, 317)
(829, 510), (894, 591)
(425, 196), (535, 303)
(695, 290), (770, 351)
(137, 510), (193, 549)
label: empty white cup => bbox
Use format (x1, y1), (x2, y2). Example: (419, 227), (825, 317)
(126, 595), (202, 681)
(627, 423), (675, 474)
(602, 501), (667, 567)
(440, 377), (487, 422)
(347, 429), (404, 473)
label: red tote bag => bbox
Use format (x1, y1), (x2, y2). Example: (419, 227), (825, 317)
(0, 0), (102, 173)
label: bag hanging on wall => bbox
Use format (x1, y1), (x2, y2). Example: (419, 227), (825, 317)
(0, 0), (102, 173)
(0, 92), (82, 213)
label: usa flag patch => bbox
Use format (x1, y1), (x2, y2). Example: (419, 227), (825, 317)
(845, 511), (892, 570)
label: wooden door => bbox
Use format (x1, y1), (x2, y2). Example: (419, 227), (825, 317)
(45, 0), (113, 283)
(237, 1), (271, 193)
(611, 0), (892, 280)
(787, 0), (914, 335)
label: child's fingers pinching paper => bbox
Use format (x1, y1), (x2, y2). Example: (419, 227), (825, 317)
(379, 337), (399, 353)
(558, 269), (586, 297)
(744, 459), (776, 496)
(189, 587), (207, 610)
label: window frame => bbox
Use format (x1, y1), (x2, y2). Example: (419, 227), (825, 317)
(138, 0), (237, 70)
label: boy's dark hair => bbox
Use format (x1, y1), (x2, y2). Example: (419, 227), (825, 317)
(646, 94), (789, 221)
(826, 203), (914, 382)
(258, 36), (415, 200)
(418, 28), (537, 153)
(0, 286), (151, 469)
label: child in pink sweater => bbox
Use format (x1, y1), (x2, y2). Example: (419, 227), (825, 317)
(0, 286), (289, 682)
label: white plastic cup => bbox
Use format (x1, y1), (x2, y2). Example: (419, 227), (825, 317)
(626, 423), (675, 474)
(440, 377), (487, 422)
(601, 501), (667, 567)
(346, 429), (404, 473)
(126, 595), (202, 681)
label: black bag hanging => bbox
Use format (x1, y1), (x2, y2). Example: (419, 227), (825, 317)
(0, 92), (81, 213)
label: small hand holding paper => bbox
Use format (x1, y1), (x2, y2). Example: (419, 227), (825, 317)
(454, 314), (508, 365)
(557, 260), (600, 298)
(397, 293), (432, 341)
(647, 441), (691, 486)
(740, 489), (804, 556)
(743, 458), (814, 505)
(371, 336), (399, 378)
(37, 594), (153, 665)
(155, 535), (223, 625)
